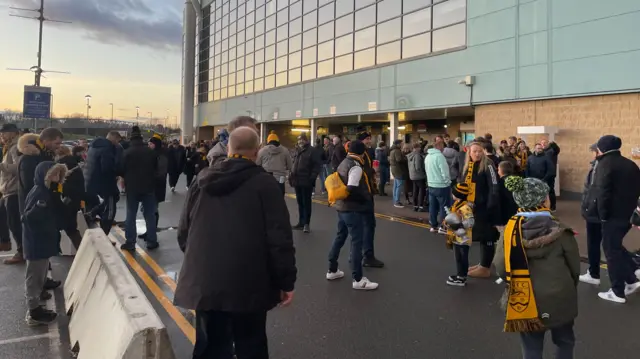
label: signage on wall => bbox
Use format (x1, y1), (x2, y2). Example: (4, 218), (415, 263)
(368, 102), (377, 111)
(272, 111), (278, 120)
(202, 118), (209, 126)
(313, 108), (319, 116)
(417, 124), (427, 133)
(329, 105), (337, 115)
(295, 110), (302, 118)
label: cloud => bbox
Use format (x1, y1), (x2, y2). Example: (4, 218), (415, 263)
(10, 0), (183, 50)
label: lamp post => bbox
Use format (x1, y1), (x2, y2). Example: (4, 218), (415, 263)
(148, 112), (153, 125)
(85, 94), (92, 135)
(135, 106), (140, 121)
(109, 103), (114, 121)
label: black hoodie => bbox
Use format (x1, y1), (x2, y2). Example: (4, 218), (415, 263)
(174, 158), (297, 312)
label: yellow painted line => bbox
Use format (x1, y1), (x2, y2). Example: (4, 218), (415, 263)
(114, 235), (195, 344)
(284, 194), (609, 270)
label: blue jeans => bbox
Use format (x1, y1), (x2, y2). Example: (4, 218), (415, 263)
(428, 186), (451, 228)
(362, 211), (376, 258)
(328, 212), (365, 281)
(319, 164), (332, 193)
(393, 179), (404, 203)
(125, 192), (158, 245)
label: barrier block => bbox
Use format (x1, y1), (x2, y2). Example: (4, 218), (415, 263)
(64, 228), (176, 359)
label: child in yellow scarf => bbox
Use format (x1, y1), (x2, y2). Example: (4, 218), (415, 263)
(444, 183), (475, 287)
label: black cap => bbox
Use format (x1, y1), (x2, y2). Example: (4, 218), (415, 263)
(348, 140), (366, 155)
(0, 123), (19, 133)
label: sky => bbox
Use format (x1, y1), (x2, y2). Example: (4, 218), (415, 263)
(0, 0), (184, 126)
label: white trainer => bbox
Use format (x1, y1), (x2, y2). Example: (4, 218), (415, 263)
(353, 277), (379, 290)
(579, 272), (601, 285)
(598, 289), (626, 304)
(326, 270), (345, 281)
(625, 282), (640, 296)
(635, 269), (640, 280)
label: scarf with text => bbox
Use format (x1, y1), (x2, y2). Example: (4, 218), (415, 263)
(463, 161), (476, 202)
(502, 205), (550, 332)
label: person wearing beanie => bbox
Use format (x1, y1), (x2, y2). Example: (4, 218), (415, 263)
(206, 116), (258, 166)
(290, 133), (321, 233)
(256, 130), (292, 194)
(327, 140), (379, 290)
(584, 135), (640, 303)
(136, 137), (168, 243)
(443, 182), (475, 286)
(494, 175), (580, 357)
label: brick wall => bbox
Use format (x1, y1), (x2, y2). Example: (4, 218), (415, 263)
(475, 93), (640, 194)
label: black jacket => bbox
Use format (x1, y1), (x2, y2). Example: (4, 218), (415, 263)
(84, 137), (120, 197)
(581, 161), (599, 223)
(526, 152), (554, 183)
(121, 138), (159, 196)
(290, 144), (321, 187)
(545, 142), (561, 168)
(17, 134), (54, 214)
(184, 147), (198, 175)
(168, 145), (186, 173)
(174, 158), (297, 312)
(331, 143), (347, 171)
(154, 149), (169, 203)
(497, 176), (519, 226)
(584, 151), (640, 224)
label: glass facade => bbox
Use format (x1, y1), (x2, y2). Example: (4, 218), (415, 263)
(197, 0), (467, 104)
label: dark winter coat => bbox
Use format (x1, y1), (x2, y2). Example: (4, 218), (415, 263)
(84, 137), (120, 197)
(168, 145), (186, 173)
(17, 134), (54, 214)
(183, 147), (198, 175)
(22, 162), (67, 260)
(57, 155), (87, 230)
(375, 147), (390, 167)
(526, 152), (554, 183)
(581, 160), (599, 223)
(290, 144), (321, 188)
(121, 138), (159, 196)
(494, 215), (580, 329)
(191, 151), (209, 176)
(465, 160), (500, 227)
(544, 142), (561, 168)
(497, 176), (519, 226)
(174, 158), (297, 312)
(154, 149), (169, 203)
(330, 143), (347, 171)
(389, 145), (408, 180)
(584, 150), (640, 224)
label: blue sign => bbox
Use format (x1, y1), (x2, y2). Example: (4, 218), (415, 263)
(23, 86), (52, 119)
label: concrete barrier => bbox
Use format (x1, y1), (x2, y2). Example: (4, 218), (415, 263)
(64, 228), (176, 359)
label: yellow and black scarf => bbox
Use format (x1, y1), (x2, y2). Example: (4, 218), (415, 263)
(463, 161), (476, 202)
(502, 206), (550, 332)
(445, 199), (468, 249)
(515, 150), (528, 169)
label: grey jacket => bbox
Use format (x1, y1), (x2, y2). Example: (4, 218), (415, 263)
(256, 144), (292, 180)
(0, 138), (20, 196)
(207, 141), (228, 167)
(442, 147), (460, 181)
(406, 150), (426, 181)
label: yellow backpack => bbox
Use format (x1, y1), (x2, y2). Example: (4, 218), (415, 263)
(325, 172), (349, 206)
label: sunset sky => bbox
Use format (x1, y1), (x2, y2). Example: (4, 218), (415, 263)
(0, 0), (183, 126)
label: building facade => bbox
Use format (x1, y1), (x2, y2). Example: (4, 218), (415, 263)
(182, 0), (640, 195)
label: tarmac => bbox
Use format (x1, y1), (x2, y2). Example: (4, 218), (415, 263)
(1, 177), (640, 358)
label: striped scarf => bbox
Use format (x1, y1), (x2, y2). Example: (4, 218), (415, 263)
(502, 205), (550, 332)
(463, 161), (476, 202)
(515, 150), (528, 169)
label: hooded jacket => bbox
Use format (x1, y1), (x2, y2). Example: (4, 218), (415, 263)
(406, 150), (426, 181)
(290, 143), (322, 187)
(424, 148), (451, 188)
(494, 215), (580, 329)
(22, 162), (67, 260)
(389, 144), (408, 180)
(121, 137), (159, 196)
(207, 141), (228, 167)
(0, 136), (20, 196)
(256, 142), (292, 180)
(84, 137), (120, 197)
(17, 134), (54, 213)
(174, 158), (297, 312)
(442, 147), (460, 181)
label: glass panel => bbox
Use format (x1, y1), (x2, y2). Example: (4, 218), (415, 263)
(304, 0), (317, 13)
(318, 3), (335, 24)
(214, 90), (221, 100)
(245, 81), (254, 94)
(336, 0), (354, 18)
(246, 25), (254, 38)
(432, 23), (466, 51)
(237, 29), (246, 43)
(266, 30), (276, 45)
(277, 56), (288, 72)
(247, 0), (255, 11)
(289, 51), (302, 68)
(303, 28), (317, 48)
(246, 66), (254, 80)
(229, 71), (236, 85)
(336, 14), (353, 36)
(290, 17), (302, 35)
(335, 53), (353, 74)
(276, 72), (288, 86)
(221, 75), (228, 87)
(255, 34), (265, 49)
(319, 0), (332, 6)
(237, 70), (245, 83)
(265, 44), (276, 60)
(237, 17), (245, 30)
(239, 3), (246, 17)
(354, 48), (374, 69)
(255, 78), (264, 91)
(318, 21), (334, 43)
(266, 0), (277, 15)
(377, 0), (400, 22)
(229, 46), (237, 59)
(290, 34), (302, 52)
(291, 1), (303, 18)
(403, 8), (431, 37)
(278, 0), (288, 10)
(277, 39), (288, 57)
(355, 5), (375, 30)
(246, 38), (255, 52)
(302, 46), (317, 65)
(354, 26), (375, 50)
(377, 18), (400, 44)
(302, 63), (316, 80)
(228, 85), (236, 97)
(335, 33), (353, 56)
(289, 68), (302, 83)
(247, 10), (255, 24)
(265, 59), (276, 75)
(277, 24), (288, 41)
(246, 52), (255, 66)
(266, 14), (276, 31)
(265, 75), (275, 89)
(318, 40), (334, 61)
(317, 59), (334, 78)
(433, 0), (466, 28)
(277, 8), (288, 26)
(255, 48), (265, 63)
(255, 20), (265, 35)
(303, 10), (317, 30)
(355, 0), (374, 10)
(221, 87), (228, 98)
(256, 5), (265, 21)
(255, 63), (265, 77)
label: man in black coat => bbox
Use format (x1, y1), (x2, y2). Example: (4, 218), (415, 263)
(525, 143), (554, 187)
(120, 129), (160, 251)
(290, 133), (321, 233)
(330, 136), (346, 172)
(175, 127), (296, 359)
(541, 138), (561, 211)
(84, 131), (122, 235)
(585, 135), (640, 303)
(167, 139), (186, 192)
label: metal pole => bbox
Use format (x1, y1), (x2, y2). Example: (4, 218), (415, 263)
(86, 99), (90, 135)
(35, 0), (44, 86)
(110, 103), (114, 120)
(49, 93), (53, 127)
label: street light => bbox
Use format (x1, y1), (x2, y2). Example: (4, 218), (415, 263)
(109, 102), (114, 121)
(148, 112), (153, 125)
(85, 94), (92, 135)
(135, 106), (140, 121)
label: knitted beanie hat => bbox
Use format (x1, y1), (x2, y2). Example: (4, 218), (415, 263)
(505, 176), (549, 209)
(451, 182), (470, 200)
(266, 130), (279, 143)
(348, 140), (366, 155)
